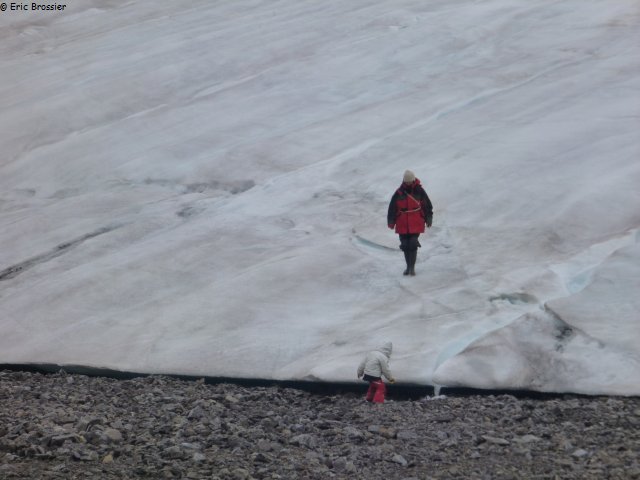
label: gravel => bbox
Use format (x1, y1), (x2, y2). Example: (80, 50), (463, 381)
(1, 370), (639, 479)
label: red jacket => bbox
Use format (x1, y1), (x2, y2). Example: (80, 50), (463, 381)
(387, 179), (433, 234)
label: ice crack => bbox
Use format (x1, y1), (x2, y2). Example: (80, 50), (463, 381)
(0, 225), (120, 282)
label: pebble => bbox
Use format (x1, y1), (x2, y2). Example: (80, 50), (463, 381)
(515, 434), (541, 443)
(392, 453), (408, 466)
(0, 370), (638, 479)
(102, 428), (123, 443)
(482, 435), (510, 445)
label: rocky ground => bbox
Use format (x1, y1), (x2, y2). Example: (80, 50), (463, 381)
(0, 370), (638, 479)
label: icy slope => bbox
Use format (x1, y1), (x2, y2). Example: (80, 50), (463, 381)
(1, 0), (638, 395)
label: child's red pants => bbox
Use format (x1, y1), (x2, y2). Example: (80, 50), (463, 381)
(365, 380), (386, 403)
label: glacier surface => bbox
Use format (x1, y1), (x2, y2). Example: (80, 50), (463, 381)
(1, 0), (639, 395)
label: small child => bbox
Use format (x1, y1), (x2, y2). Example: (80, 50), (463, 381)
(357, 342), (396, 403)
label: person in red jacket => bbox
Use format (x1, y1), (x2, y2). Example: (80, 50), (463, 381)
(387, 170), (433, 276)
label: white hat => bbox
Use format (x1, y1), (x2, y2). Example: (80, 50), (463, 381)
(403, 170), (416, 183)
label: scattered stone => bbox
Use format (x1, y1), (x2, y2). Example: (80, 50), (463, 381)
(102, 428), (123, 443)
(289, 433), (318, 449)
(392, 454), (408, 466)
(435, 430), (448, 441)
(46, 433), (81, 447)
(256, 439), (273, 452)
(232, 467), (250, 479)
(332, 456), (347, 472)
(225, 395), (240, 405)
(380, 426), (398, 439)
(345, 461), (357, 473)
(397, 430), (418, 441)
(343, 426), (363, 438)
(0, 370), (637, 480)
(433, 415), (453, 423)
(71, 449), (97, 462)
(482, 435), (510, 446)
(163, 445), (186, 460)
(187, 405), (206, 420)
(514, 434), (541, 444)
(192, 452), (206, 463)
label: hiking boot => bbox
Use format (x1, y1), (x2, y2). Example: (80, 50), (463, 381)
(408, 250), (417, 276)
(403, 251), (411, 275)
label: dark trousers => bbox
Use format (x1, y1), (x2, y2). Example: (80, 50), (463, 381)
(399, 234), (420, 252)
(399, 234), (420, 275)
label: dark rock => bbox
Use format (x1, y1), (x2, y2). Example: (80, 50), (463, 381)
(0, 370), (638, 480)
(289, 434), (319, 449)
(102, 428), (123, 443)
(163, 445), (187, 460)
(481, 435), (510, 446)
(397, 430), (418, 441)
